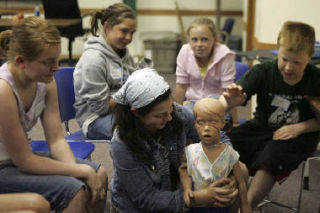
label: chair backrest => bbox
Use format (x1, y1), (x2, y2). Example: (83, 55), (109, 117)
(234, 61), (250, 82)
(54, 67), (76, 123)
(41, 0), (81, 19)
(220, 18), (235, 43)
(221, 18), (235, 34)
(41, 0), (83, 37)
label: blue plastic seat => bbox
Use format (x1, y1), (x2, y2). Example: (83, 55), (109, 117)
(30, 141), (94, 159)
(30, 67), (96, 159)
(234, 61), (250, 125)
(234, 61), (250, 82)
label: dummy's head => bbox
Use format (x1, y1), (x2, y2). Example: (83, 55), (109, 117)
(277, 21), (315, 57)
(193, 98), (225, 144)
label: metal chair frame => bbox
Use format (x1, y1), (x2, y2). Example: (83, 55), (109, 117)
(258, 147), (320, 213)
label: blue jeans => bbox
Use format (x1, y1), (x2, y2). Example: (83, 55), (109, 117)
(87, 113), (114, 140)
(0, 152), (100, 213)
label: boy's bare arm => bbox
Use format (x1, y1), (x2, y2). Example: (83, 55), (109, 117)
(233, 161), (252, 213)
(273, 118), (320, 140)
(220, 83), (247, 111)
(273, 96), (320, 140)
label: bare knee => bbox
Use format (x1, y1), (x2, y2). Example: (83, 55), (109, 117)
(24, 193), (50, 213)
(63, 188), (87, 213)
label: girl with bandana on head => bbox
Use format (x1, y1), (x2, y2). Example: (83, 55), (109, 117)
(110, 68), (239, 212)
(73, 3), (137, 140)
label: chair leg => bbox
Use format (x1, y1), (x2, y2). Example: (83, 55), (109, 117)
(303, 158), (310, 190)
(296, 160), (307, 213)
(257, 198), (271, 212)
(257, 160), (308, 212)
(68, 38), (74, 65)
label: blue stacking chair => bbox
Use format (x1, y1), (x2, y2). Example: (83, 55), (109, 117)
(30, 67), (95, 159)
(220, 18), (235, 44)
(55, 66), (85, 140)
(234, 61), (250, 82)
(234, 61), (250, 125)
(30, 141), (94, 159)
(54, 67), (110, 143)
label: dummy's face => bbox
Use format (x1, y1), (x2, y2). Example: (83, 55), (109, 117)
(105, 18), (137, 52)
(139, 97), (173, 133)
(22, 44), (61, 83)
(277, 46), (311, 86)
(189, 25), (215, 61)
(194, 109), (224, 146)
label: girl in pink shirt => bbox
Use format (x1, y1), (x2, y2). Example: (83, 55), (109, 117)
(175, 18), (239, 127)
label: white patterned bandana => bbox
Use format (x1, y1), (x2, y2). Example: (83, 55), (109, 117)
(113, 68), (170, 108)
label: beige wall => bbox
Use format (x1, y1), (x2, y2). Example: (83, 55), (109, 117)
(253, 0), (320, 44)
(78, 0), (244, 57)
(1, 0), (243, 57)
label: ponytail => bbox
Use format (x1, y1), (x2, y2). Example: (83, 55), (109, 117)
(89, 3), (136, 37)
(0, 30), (12, 59)
(90, 11), (102, 36)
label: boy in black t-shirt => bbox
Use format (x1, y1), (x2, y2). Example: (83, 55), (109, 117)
(220, 21), (320, 209)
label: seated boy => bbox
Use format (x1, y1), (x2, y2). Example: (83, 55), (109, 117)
(220, 21), (320, 208)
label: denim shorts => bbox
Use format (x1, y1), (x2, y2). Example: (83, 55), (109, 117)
(0, 152), (100, 213)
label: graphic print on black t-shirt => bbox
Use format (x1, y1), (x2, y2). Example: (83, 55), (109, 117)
(268, 104), (299, 127)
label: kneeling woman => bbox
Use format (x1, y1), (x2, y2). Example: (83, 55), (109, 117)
(110, 68), (238, 212)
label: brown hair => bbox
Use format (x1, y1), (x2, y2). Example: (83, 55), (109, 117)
(0, 16), (60, 61)
(186, 18), (220, 42)
(277, 21), (315, 57)
(90, 3), (136, 36)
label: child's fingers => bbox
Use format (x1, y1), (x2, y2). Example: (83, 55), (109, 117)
(211, 178), (229, 187)
(188, 191), (194, 198)
(184, 195), (190, 206)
